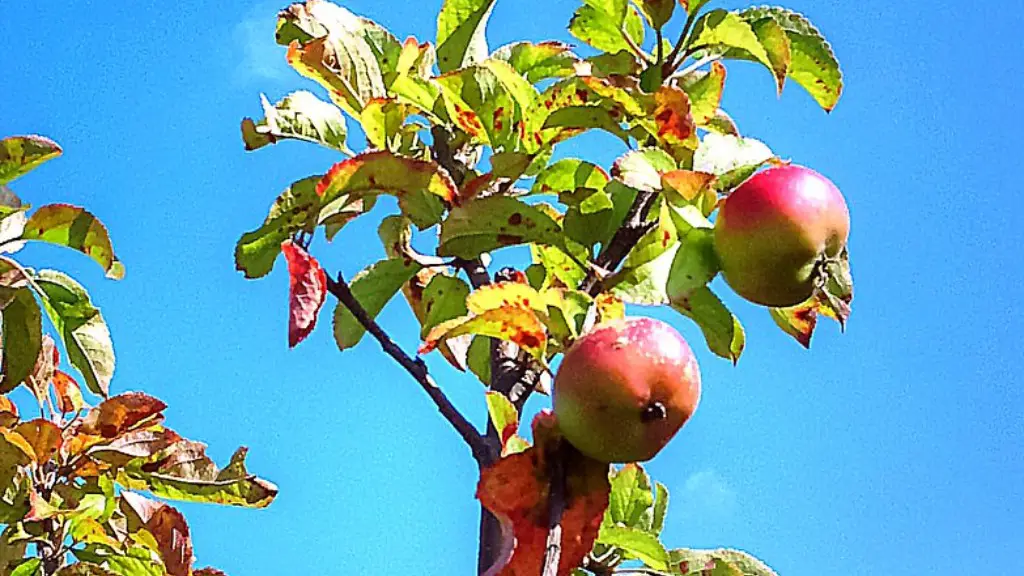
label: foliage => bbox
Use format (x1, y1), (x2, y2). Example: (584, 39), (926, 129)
(0, 136), (277, 575)
(235, 0), (851, 574)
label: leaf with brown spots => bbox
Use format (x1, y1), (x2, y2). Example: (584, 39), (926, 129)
(670, 548), (779, 576)
(595, 293), (625, 324)
(282, 240), (327, 348)
(15, 419), (62, 464)
(88, 427), (183, 468)
(52, 371), (85, 414)
(466, 282), (545, 315)
(235, 176), (322, 280)
(23, 204), (124, 280)
(477, 411), (610, 576)
(652, 86), (698, 152)
(439, 196), (566, 259)
(485, 392), (529, 456)
(316, 151), (455, 229)
(437, 63), (524, 147)
(676, 61), (727, 126)
(532, 159), (612, 214)
(360, 98), (417, 151)
(79, 393), (167, 439)
(491, 41), (579, 84)
(0, 135), (62, 185)
(421, 306), (548, 361)
(769, 299), (818, 349)
(27, 335), (59, 405)
(285, 36), (386, 118)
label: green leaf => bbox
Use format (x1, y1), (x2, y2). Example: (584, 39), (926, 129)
(678, 61), (726, 125)
(420, 274), (471, 337)
(611, 148), (677, 192)
(490, 41), (578, 83)
(607, 464), (654, 528)
(317, 151), (456, 229)
(0, 136), (62, 185)
(597, 525), (671, 570)
(10, 558), (40, 576)
(438, 196), (565, 259)
(541, 288), (593, 344)
(563, 181), (636, 249)
(436, 62), (525, 148)
(769, 299), (818, 349)
(569, 0), (638, 55)
(666, 227), (720, 304)
(117, 446), (277, 508)
(542, 106), (631, 145)
(234, 176), (321, 279)
(736, 15), (792, 95)
(693, 133), (774, 192)
(23, 205), (124, 280)
(436, 0), (497, 72)
(636, 0), (675, 30)
(360, 98), (415, 151)
(33, 270), (115, 397)
(0, 288), (41, 393)
(651, 482), (669, 535)
(671, 548), (779, 576)
(73, 547), (166, 576)
(241, 91), (349, 154)
(738, 7), (843, 111)
(531, 159), (611, 209)
(608, 243), (679, 305)
(55, 563), (119, 575)
(333, 259), (421, 350)
(671, 286), (745, 363)
(485, 391), (518, 436)
(532, 244), (587, 289)
(688, 10), (775, 82)
(466, 336), (491, 385)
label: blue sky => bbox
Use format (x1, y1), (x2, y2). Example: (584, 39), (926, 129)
(2, 0), (1022, 574)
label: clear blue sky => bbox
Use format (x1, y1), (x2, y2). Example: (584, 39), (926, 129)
(2, 0), (1022, 574)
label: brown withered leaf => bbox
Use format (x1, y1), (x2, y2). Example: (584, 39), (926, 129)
(79, 392), (167, 439)
(52, 370), (85, 414)
(15, 419), (62, 464)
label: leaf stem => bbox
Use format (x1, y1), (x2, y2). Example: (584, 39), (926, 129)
(674, 53), (723, 79)
(323, 272), (491, 465)
(663, 10), (700, 77)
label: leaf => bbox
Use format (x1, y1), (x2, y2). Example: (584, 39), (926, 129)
(770, 299), (819, 349)
(234, 176), (321, 279)
(568, 0), (635, 55)
(26, 334), (58, 404)
(10, 558), (40, 576)
(436, 63), (520, 147)
(678, 61), (726, 126)
(541, 289), (593, 346)
(436, 0), (497, 72)
(611, 148), (676, 192)
(281, 241), (327, 348)
(672, 548), (779, 576)
(532, 244), (587, 290)
(466, 282), (544, 315)
(681, 0), (712, 17)
(738, 7), (842, 111)
(606, 464), (654, 528)
(671, 286), (745, 363)
(0, 395), (16, 418)
(0, 288), (42, 393)
(608, 243), (678, 306)
(485, 391), (527, 455)
(439, 196), (565, 259)
(360, 98), (415, 151)
(598, 525), (671, 570)
(333, 259), (421, 350)
(421, 306), (547, 361)
(22, 205), (124, 279)
(477, 412), (611, 576)
(491, 41), (578, 84)
(666, 227), (719, 306)
(80, 393), (167, 439)
(651, 482), (669, 535)
(688, 10), (775, 83)
(316, 151), (456, 229)
(531, 160), (611, 211)
(661, 170), (718, 216)
(0, 135), (62, 185)
(652, 85), (698, 154)
(117, 446), (277, 509)
(636, 0), (675, 29)
(241, 91), (349, 154)
(284, 31), (386, 117)
(420, 274), (471, 337)
(15, 420), (62, 465)
(55, 564), (119, 575)
(693, 133), (775, 192)
(467, 335), (492, 385)
(33, 270), (115, 397)
(0, 188), (27, 255)
(88, 427), (183, 467)
(53, 370), (85, 413)
(145, 503), (192, 576)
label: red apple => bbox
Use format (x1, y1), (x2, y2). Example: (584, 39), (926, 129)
(552, 317), (701, 463)
(714, 165), (850, 307)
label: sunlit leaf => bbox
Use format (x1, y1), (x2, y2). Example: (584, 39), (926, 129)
(439, 196), (565, 259)
(0, 288), (41, 393)
(671, 286), (745, 363)
(608, 242), (678, 305)
(666, 227), (720, 307)
(235, 176), (321, 279)
(568, 0), (638, 55)
(55, 563), (119, 575)
(651, 481), (669, 535)
(661, 170), (718, 216)
(33, 270), (114, 397)
(0, 188), (27, 255)
(333, 258), (421, 350)
(0, 135), (61, 185)
(15, 420), (62, 465)
(598, 525), (670, 570)
(491, 41), (578, 84)
(693, 133), (775, 192)
(420, 274), (471, 336)
(605, 464), (654, 529)
(611, 148), (676, 192)
(282, 241), (327, 348)
(677, 61), (726, 126)
(285, 27), (386, 117)
(652, 86), (698, 154)
(636, 0), (675, 29)
(317, 151), (456, 229)
(671, 548), (779, 576)
(80, 393), (167, 439)
(421, 306), (547, 361)
(770, 299), (819, 349)
(52, 370), (85, 414)
(23, 204), (124, 279)
(241, 91), (349, 154)
(360, 98), (416, 151)
(688, 10), (775, 85)
(436, 0), (497, 72)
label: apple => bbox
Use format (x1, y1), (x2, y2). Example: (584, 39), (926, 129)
(714, 165), (850, 307)
(552, 317), (701, 463)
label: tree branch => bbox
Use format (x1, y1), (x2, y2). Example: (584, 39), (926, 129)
(663, 10), (700, 77)
(541, 443), (567, 576)
(579, 190), (660, 296)
(323, 272), (490, 465)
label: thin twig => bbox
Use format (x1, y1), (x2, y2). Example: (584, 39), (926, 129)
(663, 10), (700, 77)
(323, 272), (490, 465)
(674, 53), (723, 80)
(541, 443), (567, 576)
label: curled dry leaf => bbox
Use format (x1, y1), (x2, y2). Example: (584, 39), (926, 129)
(79, 392), (167, 439)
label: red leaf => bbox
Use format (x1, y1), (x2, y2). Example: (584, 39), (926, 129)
(281, 240), (327, 348)
(79, 392), (167, 439)
(121, 492), (193, 576)
(52, 370), (84, 413)
(477, 411), (610, 576)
